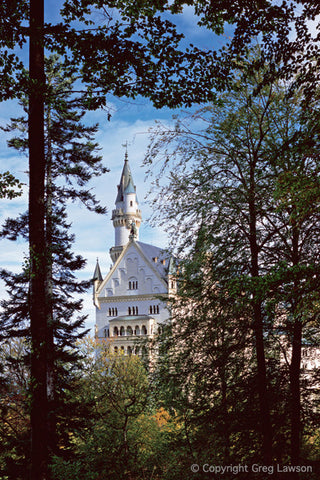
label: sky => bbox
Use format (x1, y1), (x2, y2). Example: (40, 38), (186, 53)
(1, 2), (318, 333)
(0, 1), (225, 332)
(0, 98), (176, 332)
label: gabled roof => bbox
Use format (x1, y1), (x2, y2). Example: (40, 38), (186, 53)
(96, 240), (169, 296)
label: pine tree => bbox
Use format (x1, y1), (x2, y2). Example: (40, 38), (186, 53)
(0, 54), (108, 475)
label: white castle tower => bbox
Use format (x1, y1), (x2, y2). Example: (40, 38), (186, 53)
(93, 153), (177, 355)
(110, 152), (142, 262)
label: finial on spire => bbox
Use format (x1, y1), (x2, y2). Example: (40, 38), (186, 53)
(93, 258), (103, 282)
(122, 141), (129, 161)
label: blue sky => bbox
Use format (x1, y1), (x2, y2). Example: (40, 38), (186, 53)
(0, 1), (228, 331)
(1, 1), (319, 332)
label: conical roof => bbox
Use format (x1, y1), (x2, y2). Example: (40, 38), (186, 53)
(116, 154), (136, 203)
(93, 259), (103, 282)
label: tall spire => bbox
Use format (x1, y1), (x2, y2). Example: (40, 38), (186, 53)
(110, 153), (142, 262)
(93, 258), (103, 282)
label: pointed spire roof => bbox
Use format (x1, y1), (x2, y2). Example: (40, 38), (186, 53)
(93, 258), (103, 282)
(116, 153), (136, 203)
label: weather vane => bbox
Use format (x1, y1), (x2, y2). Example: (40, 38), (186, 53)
(122, 141), (129, 159)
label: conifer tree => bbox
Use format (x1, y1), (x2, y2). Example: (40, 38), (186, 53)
(0, 54), (108, 474)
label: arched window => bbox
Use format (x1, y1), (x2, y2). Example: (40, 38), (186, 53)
(130, 201), (133, 207)
(135, 346), (140, 355)
(149, 306), (152, 314)
(115, 308), (118, 315)
(113, 326), (119, 336)
(136, 306), (138, 315)
(156, 305), (159, 314)
(129, 279), (138, 290)
(128, 307), (131, 315)
(109, 308), (112, 316)
(120, 346), (125, 353)
(142, 325), (147, 335)
(127, 346), (133, 356)
(114, 346), (118, 353)
(135, 325), (140, 335)
(120, 326), (125, 336)
(127, 326), (133, 336)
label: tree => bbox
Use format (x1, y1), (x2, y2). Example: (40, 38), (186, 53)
(0, 338), (30, 479)
(1, 2), (319, 478)
(0, 3), (217, 477)
(145, 64), (320, 467)
(0, 54), (108, 477)
(50, 338), (172, 480)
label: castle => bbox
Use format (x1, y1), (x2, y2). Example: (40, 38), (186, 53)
(93, 153), (176, 354)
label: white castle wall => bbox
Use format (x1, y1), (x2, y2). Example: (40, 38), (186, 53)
(95, 243), (170, 338)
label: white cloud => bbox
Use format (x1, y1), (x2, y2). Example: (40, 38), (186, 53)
(0, 107), (170, 331)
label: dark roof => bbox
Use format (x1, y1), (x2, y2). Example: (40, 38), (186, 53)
(136, 241), (170, 280)
(93, 259), (103, 282)
(116, 156), (136, 203)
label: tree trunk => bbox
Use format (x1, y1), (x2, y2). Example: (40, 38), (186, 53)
(289, 219), (302, 472)
(248, 163), (273, 463)
(45, 91), (57, 457)
(29, 0), (48, 478)
(290, 319), (302, 466)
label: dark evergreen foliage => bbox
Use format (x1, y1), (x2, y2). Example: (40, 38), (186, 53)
(0, 55), (108, 477)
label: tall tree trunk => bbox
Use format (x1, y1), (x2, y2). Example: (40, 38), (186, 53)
(290, 319), (302, 467)
(29, 0), (48, 478)
(248, 163), (273, 463)
(289, 218), (302, 472)
(46, 130), (56, 456)
(252, 300), (273, 463)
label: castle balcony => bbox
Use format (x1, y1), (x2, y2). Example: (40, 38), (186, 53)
(109, 315), (155, 338)
(108, 315), (155, 355)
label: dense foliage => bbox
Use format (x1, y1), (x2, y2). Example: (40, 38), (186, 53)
(0, 55), (107, 478)
(144, 63), (320, 474)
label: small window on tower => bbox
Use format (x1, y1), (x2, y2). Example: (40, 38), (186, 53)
(130, 201), (133, 206)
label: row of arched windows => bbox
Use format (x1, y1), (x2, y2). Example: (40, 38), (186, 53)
(108, 305), (160, 317)
(149, 305), (160, 315)
(128, 306), (138, 315)
(114, 345), (148, 356)
(113, 325), (147, 336)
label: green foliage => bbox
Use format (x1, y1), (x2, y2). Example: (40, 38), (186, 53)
(145, 60), (320, 466)
(0, 171), (23, 199)
(50, 338), (182, 480)
(0, 338), (31, 479)
(0, 55), (108, 477)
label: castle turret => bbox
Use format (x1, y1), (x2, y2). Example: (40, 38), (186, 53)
(110, 153), (142, 262)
